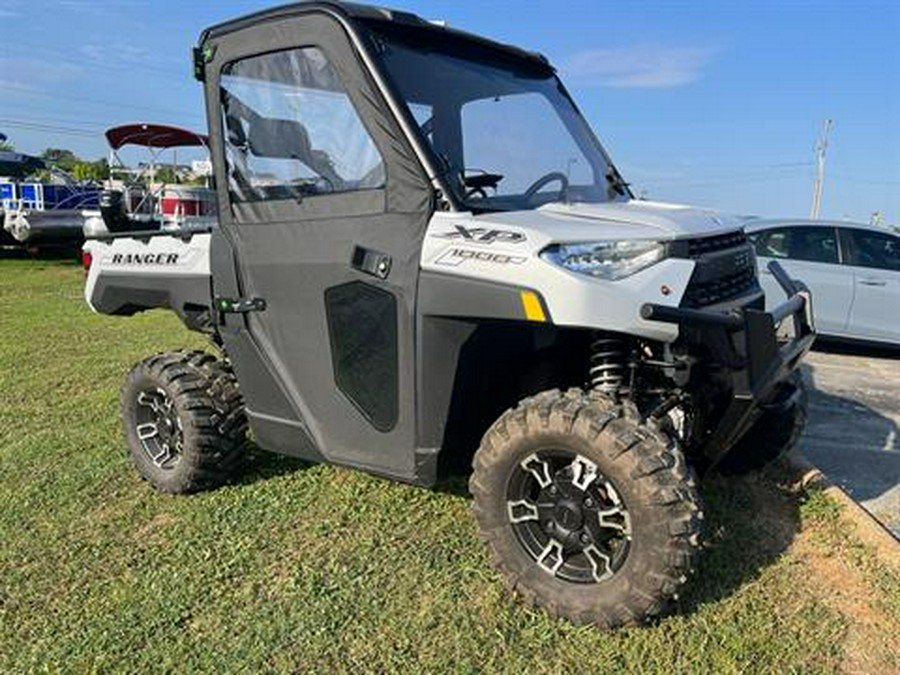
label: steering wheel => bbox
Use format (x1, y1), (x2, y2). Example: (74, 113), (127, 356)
(523, 172), (569, 203)
(465, 185), (489, 200)
(463, 172), (504, 201)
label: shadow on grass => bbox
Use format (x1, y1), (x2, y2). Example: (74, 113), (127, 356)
(233, 442), (315, 487)
(433, 474), (472, 498)
(437, 462), (804, 618)
(232, 443), (803, 618)
(676, 470), (801, 615)
(436, 461), (803, 617)
(0, 243), (82, 262)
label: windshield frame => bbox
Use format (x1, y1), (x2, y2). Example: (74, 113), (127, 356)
(360, 21), (633, 213)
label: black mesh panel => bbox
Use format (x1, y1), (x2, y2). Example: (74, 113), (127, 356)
(325, 281), (398, 432)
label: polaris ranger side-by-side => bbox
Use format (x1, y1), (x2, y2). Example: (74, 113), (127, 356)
(83, 1), (815, 628)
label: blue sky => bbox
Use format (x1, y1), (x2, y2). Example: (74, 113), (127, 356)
(1, 0), (898, 223)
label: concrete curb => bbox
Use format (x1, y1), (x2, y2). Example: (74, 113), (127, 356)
(786, 450), (900, 569)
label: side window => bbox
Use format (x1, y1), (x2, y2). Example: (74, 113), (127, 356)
(750, 228), (790, 258)
(788, 226), (839, 264)
(843, 229), (900, 272)
(220, 47), (385, 203)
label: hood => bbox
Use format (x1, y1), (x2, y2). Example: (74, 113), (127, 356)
(472, 199), (745, 242)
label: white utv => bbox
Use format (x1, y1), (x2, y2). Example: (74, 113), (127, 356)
(83, 1), (815, 628)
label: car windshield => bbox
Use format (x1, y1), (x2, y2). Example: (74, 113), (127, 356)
(370, 27), (629, 212)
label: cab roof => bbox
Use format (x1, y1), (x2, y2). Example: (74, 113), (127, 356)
(199, 1), (550, 70)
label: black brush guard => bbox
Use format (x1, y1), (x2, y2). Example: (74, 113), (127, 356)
(641, 260), (816, 465)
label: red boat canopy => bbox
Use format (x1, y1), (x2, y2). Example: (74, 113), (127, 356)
(105, 124), (209, 150)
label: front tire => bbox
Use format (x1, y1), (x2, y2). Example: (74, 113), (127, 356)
(470, 389), (703, 628)
(120, 350), (247, 494)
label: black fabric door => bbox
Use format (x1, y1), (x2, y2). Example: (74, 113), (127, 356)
(203, 13), (431, 477)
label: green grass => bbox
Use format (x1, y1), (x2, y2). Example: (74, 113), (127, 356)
(1, 258), (897, 673)
(801, 488), (900, 623)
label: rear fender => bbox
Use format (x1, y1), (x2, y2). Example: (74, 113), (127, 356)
(83, 233), (213, 331)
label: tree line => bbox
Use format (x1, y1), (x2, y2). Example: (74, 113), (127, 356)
(40, 149), (112, 182)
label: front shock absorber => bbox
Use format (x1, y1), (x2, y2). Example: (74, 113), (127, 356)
(590, 332), (629, 394)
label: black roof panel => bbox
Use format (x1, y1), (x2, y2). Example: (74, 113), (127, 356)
(200, 1), (549, 68)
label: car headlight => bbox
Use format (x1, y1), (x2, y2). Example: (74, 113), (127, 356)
(541, 240), (667, 280)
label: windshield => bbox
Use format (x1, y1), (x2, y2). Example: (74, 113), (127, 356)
(371, 28), (629, 212)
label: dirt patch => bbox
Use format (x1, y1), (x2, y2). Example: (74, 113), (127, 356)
(793, 525), (900, 673)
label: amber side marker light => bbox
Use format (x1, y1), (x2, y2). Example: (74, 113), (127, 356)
(520, 290), (547, 322)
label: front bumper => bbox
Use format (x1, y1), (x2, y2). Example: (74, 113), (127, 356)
(641, 260), (816, 464)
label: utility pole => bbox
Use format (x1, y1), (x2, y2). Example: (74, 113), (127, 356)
(810, 119), (833, 219)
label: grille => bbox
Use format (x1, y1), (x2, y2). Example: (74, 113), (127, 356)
(680, 230), (758, 308)
(686, 230), (748, 256)
(682, 266), (757, 308)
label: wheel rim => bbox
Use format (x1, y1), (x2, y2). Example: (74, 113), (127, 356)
(506, 450), (631, 584)
(134, 387), (183, 470)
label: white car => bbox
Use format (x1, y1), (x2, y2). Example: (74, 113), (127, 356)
(747, 219), (900, 346)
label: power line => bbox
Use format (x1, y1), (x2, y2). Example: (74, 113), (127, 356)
(638, 164), (813, 188)
(4, 83), (204, 121)
(0, 120), (100, 139)
(632, 161), (812, 178)
(640, 173), (814, 190)
(828, 172), (900, 186)
(2, 40), (190, 80)
(0, 117), (102, 133)
(0, 113), (112, 130)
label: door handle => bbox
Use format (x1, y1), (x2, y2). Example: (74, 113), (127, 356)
(351, 245), (392, 280)
(859, 278), (887, 287)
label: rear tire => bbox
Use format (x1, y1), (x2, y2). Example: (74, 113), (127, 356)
(120, 350), (247, 493)
(469, 389), (703, 628)
(717, 372), (807, 475)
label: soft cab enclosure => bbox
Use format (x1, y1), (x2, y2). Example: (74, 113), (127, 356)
(198, 4), (444, 482)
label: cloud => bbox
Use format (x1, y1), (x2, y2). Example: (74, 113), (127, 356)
(562, 44), (717, 89)
(0, 57), (82, 89)
(57, 0), (148, 17)
(80, 43), (151, 64)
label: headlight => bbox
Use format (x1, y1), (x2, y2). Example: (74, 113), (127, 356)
(541, 240), (667, 280)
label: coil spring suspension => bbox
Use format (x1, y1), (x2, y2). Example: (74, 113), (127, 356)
(590, 333), (628, 394)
